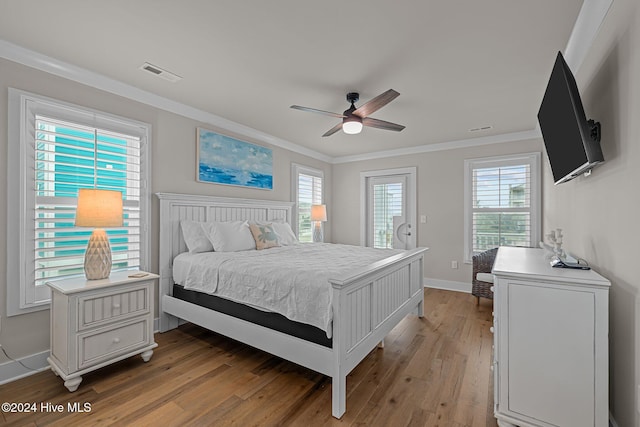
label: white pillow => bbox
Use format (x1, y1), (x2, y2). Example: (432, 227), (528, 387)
(476, 272), (494, 283)
(205, 220), (256, 252)
(180, 220), (214, 253)
(270, 222), (298, 245)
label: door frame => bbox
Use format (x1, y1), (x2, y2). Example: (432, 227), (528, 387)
(360, 167), (417, 248)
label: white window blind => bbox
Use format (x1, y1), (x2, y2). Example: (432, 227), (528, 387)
(34, 116), (142, 286)
(464, 153), (540, 262)
(297, 172), (323, 243)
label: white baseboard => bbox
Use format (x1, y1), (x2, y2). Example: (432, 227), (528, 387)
(424, 277), (471, 293)
(0, 349), (50, 385)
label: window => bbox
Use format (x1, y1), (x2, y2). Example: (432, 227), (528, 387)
(463, 153), (541, 263)
(7, 89), (151, 315)
(292, 164), (324, 242)
(372, 180), (403, 248)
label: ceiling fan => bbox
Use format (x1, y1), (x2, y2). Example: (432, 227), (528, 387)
(290, 89), (405, 137)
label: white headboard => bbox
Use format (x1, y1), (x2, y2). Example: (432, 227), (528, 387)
(155, 193), (295, 304)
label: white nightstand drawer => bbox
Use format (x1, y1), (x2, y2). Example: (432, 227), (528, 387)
(78, 284), (150, 330)
(78, 318), (150, 370)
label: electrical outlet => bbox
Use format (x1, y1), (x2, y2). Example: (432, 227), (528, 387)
(451, 261), (458, 269)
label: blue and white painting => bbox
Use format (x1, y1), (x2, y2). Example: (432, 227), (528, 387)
(197, 128), (273, 190)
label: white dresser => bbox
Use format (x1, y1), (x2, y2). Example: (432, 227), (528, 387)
(492, 247), (609, 427)
(46, 271), (158, 392)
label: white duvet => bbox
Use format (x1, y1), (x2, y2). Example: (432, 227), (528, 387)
(173, 243), (402, 338)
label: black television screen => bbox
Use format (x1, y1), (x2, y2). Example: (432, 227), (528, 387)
(537, 51), (603, 184)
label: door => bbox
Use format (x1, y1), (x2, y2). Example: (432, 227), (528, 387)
(362, 168), (416, 249)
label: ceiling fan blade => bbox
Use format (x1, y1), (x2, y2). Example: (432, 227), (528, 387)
(290, 105), (345, 119)
(322, 122), (343, 137)
(362, 117), (405, 132)
(352, 89), (400, 118)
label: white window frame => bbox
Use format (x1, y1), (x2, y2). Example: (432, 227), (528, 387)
(291, 163), (324, 241)
(463, 152), (541, 263)
(7, 88), (152, 315)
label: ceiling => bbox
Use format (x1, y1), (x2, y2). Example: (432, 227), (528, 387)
(0, 0), (585, 160)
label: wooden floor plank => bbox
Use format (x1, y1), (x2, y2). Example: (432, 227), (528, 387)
(0, 289), (498, 426)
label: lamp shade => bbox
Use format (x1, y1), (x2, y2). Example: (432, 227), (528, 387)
(342, 117), (363, 134)
(75, 189), (123, 227)
(310, 204), (327, 222)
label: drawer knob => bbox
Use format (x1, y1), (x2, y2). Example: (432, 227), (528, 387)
(490, 286), (494, 292)
(113, 337), (121, 344)
(113, 303), (121, 309)
(490, 326), (494, 334)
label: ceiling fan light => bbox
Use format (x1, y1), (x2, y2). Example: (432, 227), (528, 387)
(342, 119), (363, 135)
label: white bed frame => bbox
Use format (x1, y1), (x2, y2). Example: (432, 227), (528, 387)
(156, 193), (428, 418)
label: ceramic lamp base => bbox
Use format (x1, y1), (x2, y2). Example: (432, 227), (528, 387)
(313, 223), (324, 243)
(84, 228), (112, 280)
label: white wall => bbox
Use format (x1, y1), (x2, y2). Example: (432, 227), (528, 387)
(0, 57), (332, 364)
(331, 138), (541, 288)
(542, 0), (640, 425)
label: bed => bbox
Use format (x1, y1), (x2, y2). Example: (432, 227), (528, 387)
(156, 193), (428, 418)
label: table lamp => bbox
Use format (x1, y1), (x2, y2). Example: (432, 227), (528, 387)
(310, 204), (327, 243)
(75, 189), (123, 280)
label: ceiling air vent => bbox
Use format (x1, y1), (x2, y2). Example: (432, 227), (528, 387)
(468, 125), (493, 133)
(139, 62), (182, 83)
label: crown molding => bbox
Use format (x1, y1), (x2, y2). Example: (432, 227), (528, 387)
(332, 129), (542, 164)
(564, 0), (613, 71)
(0, 0), (609, 166)
(0, 39), (332, 164)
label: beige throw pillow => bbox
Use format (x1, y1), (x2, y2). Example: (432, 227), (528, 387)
(249, 223), (280, 250)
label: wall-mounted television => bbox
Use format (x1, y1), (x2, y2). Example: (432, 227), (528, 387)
(537, 51), (604, 185)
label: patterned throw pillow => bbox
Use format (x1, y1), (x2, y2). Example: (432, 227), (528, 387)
(249, 223), (280, 250)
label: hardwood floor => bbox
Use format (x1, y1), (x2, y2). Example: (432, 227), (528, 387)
(0, 289), (497, 427)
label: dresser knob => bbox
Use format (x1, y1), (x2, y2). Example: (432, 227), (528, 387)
(113, 303), (120, 309)
(490, 286), (494, 292)
(113, 337), (121, 344)
(490, 326), (494, 334)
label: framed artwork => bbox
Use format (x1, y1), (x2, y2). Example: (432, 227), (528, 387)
(197, 128), (273, 190)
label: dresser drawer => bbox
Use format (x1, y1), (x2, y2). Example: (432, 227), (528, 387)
(78, 283), (150, 330)
(78, 318), (150, 370)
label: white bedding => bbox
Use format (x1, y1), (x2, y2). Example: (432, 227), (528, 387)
(172, 243), (402, 337)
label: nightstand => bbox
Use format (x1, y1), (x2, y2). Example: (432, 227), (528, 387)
(46, 271), (158, 392)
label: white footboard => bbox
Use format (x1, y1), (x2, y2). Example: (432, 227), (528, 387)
(329, 248), (426, 418)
